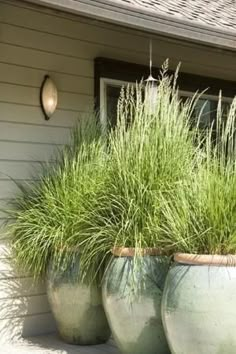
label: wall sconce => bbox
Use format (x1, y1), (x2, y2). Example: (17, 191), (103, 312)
(40, 75), (58, 120)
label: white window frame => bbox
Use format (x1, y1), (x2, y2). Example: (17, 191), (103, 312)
(180, 90), (233, 103)
(100, 78), (134, 131)
(99, 78), (234, 130)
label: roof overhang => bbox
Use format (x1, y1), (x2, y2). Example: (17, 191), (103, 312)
(24, 0), (236, 51)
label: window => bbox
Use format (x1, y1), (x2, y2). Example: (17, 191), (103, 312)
(180, 91), (232, 129)
(95, 58), (236, 132)
(99, 77), (232, 131)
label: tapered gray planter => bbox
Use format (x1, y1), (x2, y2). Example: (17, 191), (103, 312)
(102, 248), (170, 354)
(47, 257), (111, 345)
(162, 253), (236, 354)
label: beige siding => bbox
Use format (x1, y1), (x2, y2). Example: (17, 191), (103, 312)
(0, 0), (236, 342)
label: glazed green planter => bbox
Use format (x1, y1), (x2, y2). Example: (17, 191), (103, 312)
(162, 253), (236, 354)
(47, 257), (111, 345)
(102, 250), (170, 354)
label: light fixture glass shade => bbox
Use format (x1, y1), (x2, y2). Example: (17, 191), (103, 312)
(40, 75), (58, 120)
(145, 74), (158, 114)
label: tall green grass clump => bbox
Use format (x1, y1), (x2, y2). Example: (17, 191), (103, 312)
(159, 96), (236, 255)
(6, 116), (108, 278)
(78, 65), (202, 277)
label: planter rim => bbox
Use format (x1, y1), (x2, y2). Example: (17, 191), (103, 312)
(174, 253), (236, 266)
(112, 247), (162, 257)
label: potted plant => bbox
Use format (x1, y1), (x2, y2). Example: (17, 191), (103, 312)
(161, 99), (236, 354)
(77, 69), (200, 354)
(6, 118), (111, 345)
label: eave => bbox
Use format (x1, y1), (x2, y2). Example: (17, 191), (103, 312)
(24, 0), (236, 51)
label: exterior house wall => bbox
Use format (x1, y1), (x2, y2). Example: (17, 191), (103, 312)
(0, 0), (236, 342)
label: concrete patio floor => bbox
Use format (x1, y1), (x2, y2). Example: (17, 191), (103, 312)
(2, 335), (120, 354)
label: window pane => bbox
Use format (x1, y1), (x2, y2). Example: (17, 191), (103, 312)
(106, 85), (122, 127)
(181, 96), (231, 128)
(221, 101), (231, 121)
(194, 99), (212, 128)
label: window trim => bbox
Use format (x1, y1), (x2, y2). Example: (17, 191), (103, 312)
(95, 57), (236, 115)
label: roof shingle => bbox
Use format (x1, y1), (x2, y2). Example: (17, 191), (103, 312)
(108, 0), (236, 32)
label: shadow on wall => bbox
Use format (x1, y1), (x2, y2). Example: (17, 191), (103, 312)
(0, 250), (117, 352)
(0, 244), (56, 344)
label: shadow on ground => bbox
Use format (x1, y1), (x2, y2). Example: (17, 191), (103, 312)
(17, 335), (120, 354)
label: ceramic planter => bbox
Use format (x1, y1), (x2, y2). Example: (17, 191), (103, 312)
(162, 253), (236, 354)
(47, 256), (111, 345)
(102, 248), (170, 354)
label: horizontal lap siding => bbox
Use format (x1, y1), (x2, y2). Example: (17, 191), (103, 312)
(0, 0), (236, 343)
(0, 0), (98, 341)
(1, 1), (236, 80)
(0, 122), (72, 144)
